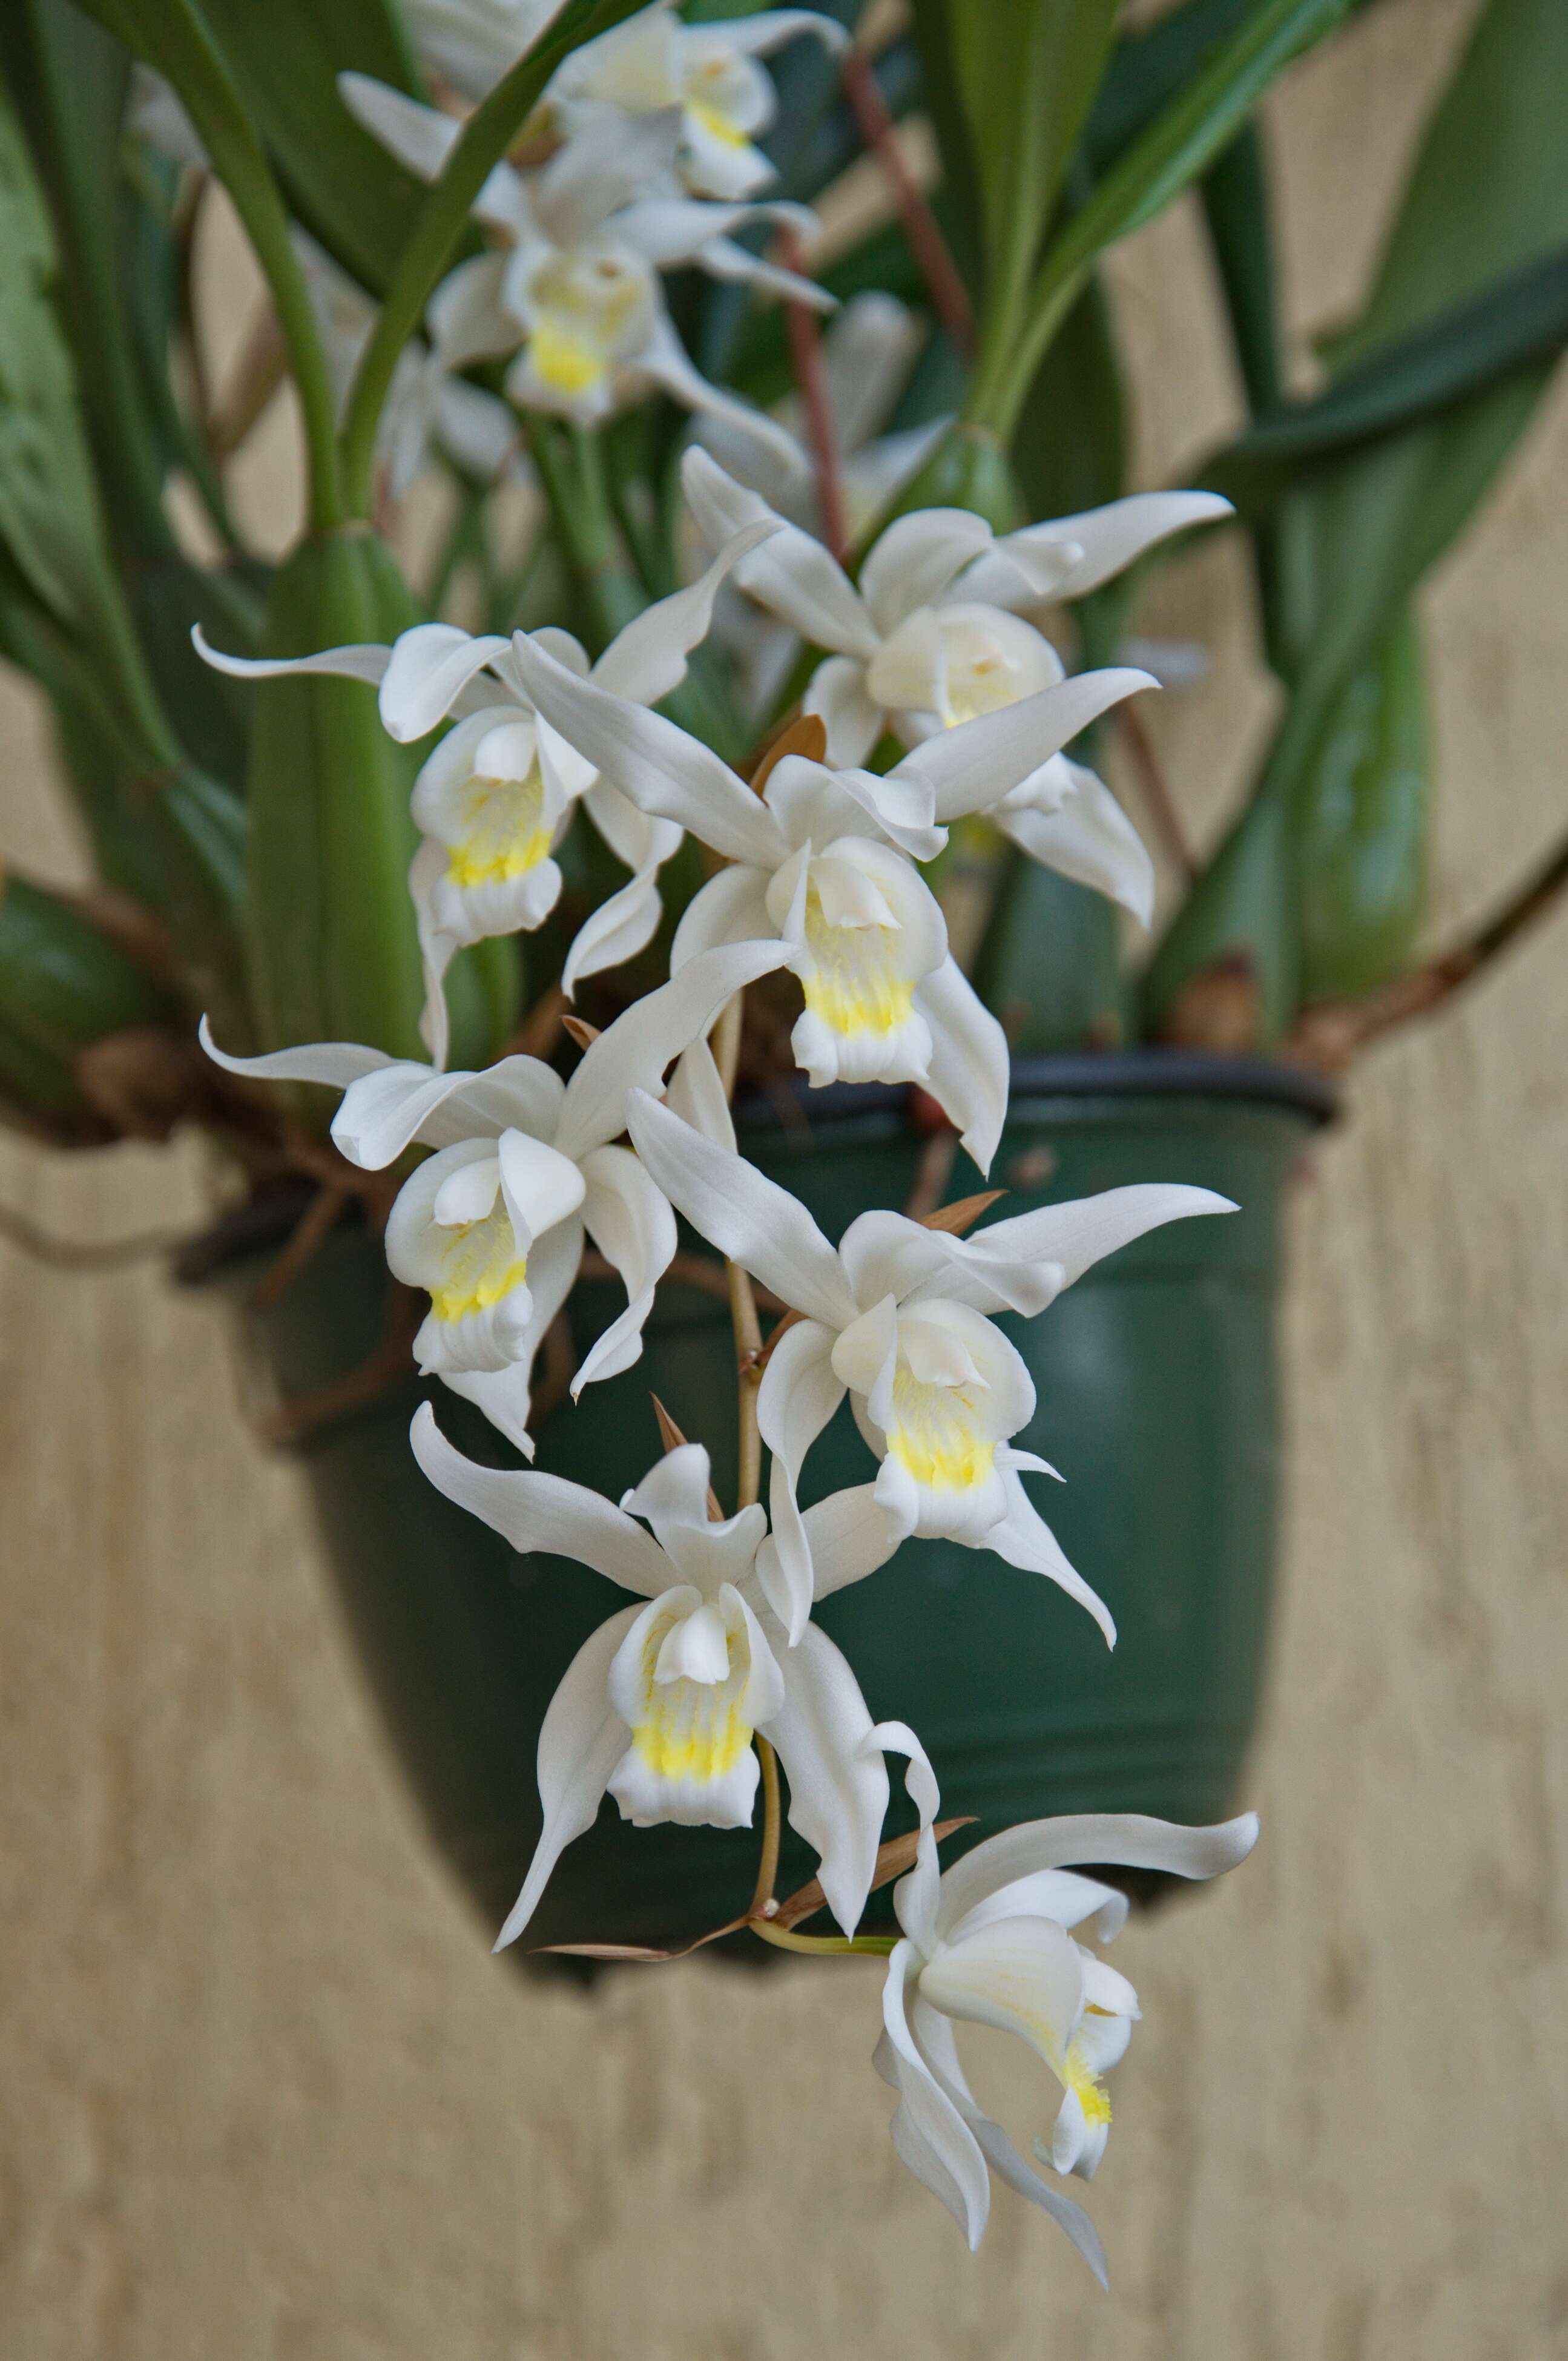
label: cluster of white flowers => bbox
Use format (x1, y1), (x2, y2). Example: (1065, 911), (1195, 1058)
(197, 1), (1256, 2271)
(340, 4), (851, 470)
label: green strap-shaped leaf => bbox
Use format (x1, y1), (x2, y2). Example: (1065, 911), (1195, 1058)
(1205, 242), (1568, 505)
(973, 846), (1129, 1056)
(944, 0), (1118, 331)
(0, 868), (172, 1064)
(191, 0), (436, 295)
(1296, 605), (1427, 1004)
(970, 0), (1349, 437)
(1145, 0), (1568, 1041)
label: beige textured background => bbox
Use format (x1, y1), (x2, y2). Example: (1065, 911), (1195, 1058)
(2, 1), (1566, 2351)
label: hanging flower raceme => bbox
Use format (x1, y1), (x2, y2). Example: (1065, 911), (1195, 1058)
(871, 1726), (1258, 2261)
(340, 82), (828, 462)
(508, 632), (1155, 1168)
(197, 520), (779, 1062)
(622, 1089), (1234, 1642)
(684, 450), (1236, 921)
(201, 941), (786, 1453)
(410, 1411), (908, 1946)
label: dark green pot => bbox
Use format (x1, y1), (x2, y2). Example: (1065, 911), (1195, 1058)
(195, 1053), (1332, 1963)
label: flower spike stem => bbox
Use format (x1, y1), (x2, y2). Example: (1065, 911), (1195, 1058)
(711, 986), (789, 1934)
(840, 48), (975, 358)
(776, 226), (849, 565)
(748, 1921), (898, 1957)
(748, 1737), (782, 1918)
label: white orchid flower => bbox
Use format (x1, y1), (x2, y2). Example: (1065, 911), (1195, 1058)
(197, 521), (778, 1062)
(871, 1724), (1258, 2261)
(623, 1088), (1234, 1644)
(508, 632), (1153, 1166)
(684, 450), (1236, 923)
(546, 2), (849, 200)
(340, 79), (828, 463)
(410, 1410), (908, 1945)
(200, 940), (786, 1453)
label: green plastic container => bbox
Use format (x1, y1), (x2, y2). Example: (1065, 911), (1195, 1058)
(197, 1053), (1331, 1961)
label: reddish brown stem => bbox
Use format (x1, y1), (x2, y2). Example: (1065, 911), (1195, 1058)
(1287, 826), (1568, 1072)
(775, 223), (849, 564)
(840, 49), (975, 357)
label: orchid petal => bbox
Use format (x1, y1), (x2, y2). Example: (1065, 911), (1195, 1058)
(985, 1463), (1117, 1650)
(379, 623), (512, 742)
(511, 634), (783, 868)
(894, 668), (1159, 823)
(491, 1599), (645, 1951)
(427, 252), (522, 372)
(694, 232), (836, 311)
(190, 627), (389, 690)
(909, 2000), (1109, 2285)
(860, 509), (995, 638)
(625, 1091), (857, 1327)
(920, 1912), (1085, 2072)
(786, 1480), (907, 1603)
(934, 1811), (1260, 1944)
(939, 1182), (1238, 1313)
(535, 104), (684, 245)
(998, 756), (1155, 924)
(561, 863), (666, 997)
(877, 1946), (992, 2248)
(949, 1869), (1130, 1947)
(664, 1035), (735, 1151)
(637, 314), (805, 472)
(570, 1144), (677, 1394)
(199, 1016), (393, 1095)
(805, 655), (883, 767)
(754, 1320), (845, 1639)
(590, 520), (781, 706)
(998, 490), (1234, 604)
(680, 447), (875, 656)
(441, 1216), (584, 1456)
(669, 864), (774, 970)
(912, 961), (1009, 1179)
(760, 1616), (888, 1936)
(339, 73), (461, 177)
(555, 938), (788, 1160)
(409, 1402), (671, 1596)
(712, 10), (850, 61)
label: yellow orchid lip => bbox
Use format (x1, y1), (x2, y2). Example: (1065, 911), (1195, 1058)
(800, 891), (917, 1040)
(446, 826), (553, 889)
(886, 1365), (997, 1492)
(687, 97), (751, 151)
(631, 1702), (751, 1785)
(429, 1252), (528, 1325)
(529, 317), (610, 398)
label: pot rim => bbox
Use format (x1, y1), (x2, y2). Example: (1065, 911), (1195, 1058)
(177, 1049), (1337, 1285)
(734, 1047), (1339, 1136)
